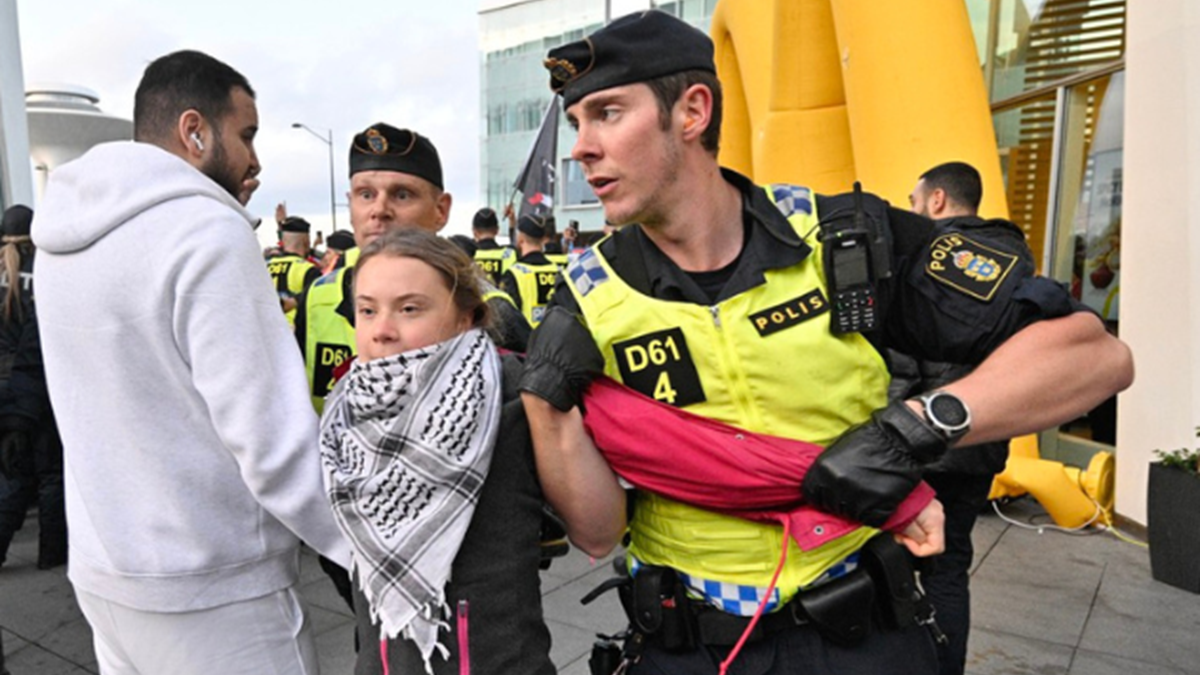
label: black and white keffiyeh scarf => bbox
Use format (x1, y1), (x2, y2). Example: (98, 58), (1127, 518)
(320, 328), (502, 670)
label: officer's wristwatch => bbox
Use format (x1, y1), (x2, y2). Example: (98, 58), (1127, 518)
(914, 391), (972, 444)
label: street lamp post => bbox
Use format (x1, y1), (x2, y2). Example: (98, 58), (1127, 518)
(291, 122), (337, 231)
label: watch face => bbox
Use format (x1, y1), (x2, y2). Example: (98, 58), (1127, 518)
(928, 393), (969, 428)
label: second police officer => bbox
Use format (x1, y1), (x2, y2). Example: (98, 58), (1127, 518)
(294, 123), (530, 415)
(518, 10), (1133, 675)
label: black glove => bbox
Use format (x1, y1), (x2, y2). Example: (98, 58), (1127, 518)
(801, 401), (948, 527)
(518, 306), (604, 411)
(0, 430), (33, 479)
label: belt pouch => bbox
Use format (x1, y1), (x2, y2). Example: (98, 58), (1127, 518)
(859, 533), (917, 629)
(629, 566), (695, 651)
(795, 569), (875, 647)
(630, 566), (669, 634)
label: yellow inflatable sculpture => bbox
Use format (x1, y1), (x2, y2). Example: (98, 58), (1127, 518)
(711, 0), (1007, 214)
(710, 0), (1113, 528)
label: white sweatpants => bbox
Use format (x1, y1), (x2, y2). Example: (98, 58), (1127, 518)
(75, 585), (319, 675)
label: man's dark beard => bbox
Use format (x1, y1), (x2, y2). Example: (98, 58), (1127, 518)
(200, 127), (242, 200)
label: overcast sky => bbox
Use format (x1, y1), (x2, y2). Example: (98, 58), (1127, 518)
(16, 0), (483, 241)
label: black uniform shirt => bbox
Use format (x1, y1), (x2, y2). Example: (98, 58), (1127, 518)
(541, 168), (1081, 374)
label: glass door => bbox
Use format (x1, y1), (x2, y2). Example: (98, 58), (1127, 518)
(1038, 71), (1123, 464)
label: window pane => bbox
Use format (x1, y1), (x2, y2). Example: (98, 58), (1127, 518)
(562, 158), (598, 207)
(984, 0), (1124, 102)
(993, 93), (1058, 267)
(1054, 72), (1123, 323)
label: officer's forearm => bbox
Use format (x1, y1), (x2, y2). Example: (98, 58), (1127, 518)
(523, 393), (627, 557)
(930, 312), (1133, 446)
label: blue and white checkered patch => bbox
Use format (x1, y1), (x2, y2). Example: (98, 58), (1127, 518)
(629, 551), (860, 618)
(567, 248), (609, 297)
(313, 269), (340, 287)
(769, 184), (813, 218)
(688, 575), (782, 616)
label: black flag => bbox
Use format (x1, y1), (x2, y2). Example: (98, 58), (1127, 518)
(513, 96), (560, 221)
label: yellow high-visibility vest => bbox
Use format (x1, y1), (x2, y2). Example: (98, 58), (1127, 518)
(566, 184), (889, 599)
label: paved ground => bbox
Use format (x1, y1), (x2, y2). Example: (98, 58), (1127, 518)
(2, 498), (1199, 674)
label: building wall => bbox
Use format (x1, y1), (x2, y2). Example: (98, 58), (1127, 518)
(1116, 1), (1200, 525)
(479, 0), (717, 238)
(0, 0), (34, 210)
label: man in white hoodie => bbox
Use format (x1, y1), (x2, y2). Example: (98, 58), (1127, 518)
(31, 50), (351, 675)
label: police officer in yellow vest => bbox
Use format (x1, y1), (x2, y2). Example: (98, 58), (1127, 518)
(471, 207), (516, 284)
(500, 213), (561, 328)
(518, 11), (1133, 675)
(294, 123), (530, 414)
(266, 216), (321, 325)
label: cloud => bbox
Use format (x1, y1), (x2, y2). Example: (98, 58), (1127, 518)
(17, 0), (482, 235)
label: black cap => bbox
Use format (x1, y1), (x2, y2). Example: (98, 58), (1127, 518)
(1, 205), (32, 238)
(473, 207), (499, 232)
(545, 10), (715, 108)
(517, 213), (552, 239)
(447, 234), (478, 257)
(279, 216), (311, 234)
(326, 230), (356, 252)
(349, 123), (443, 190)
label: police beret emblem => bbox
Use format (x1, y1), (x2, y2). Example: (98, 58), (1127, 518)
(544, 57), (578, 84)
(365, 128), (388, 154)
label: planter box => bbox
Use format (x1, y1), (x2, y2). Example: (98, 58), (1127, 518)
(1148, 462), (1200, 593)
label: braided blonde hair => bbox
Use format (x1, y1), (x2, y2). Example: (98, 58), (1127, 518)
(0, 234), (30, 323)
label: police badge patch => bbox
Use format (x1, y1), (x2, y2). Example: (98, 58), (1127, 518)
(925, 234), (1018, 301)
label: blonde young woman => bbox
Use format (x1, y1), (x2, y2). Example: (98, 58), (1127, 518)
(0, 204), (66, 572)
(320, 229), (553, 675)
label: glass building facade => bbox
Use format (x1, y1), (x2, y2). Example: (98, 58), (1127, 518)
(479, 0), (717, 240)
(967, 0), (1126, 459)
(0, 0), (33, 211)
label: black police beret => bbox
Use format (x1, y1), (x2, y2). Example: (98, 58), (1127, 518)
(545, 10), (715, 108)
(447, 234), (478, 258)
(279, 216), (311, 234)
(473, 207), (499, 231)
(518, 213), (552, 239)
(1, 205), (32, 238)
(326, 230), (356, 252)
(349, 123), (443, 190)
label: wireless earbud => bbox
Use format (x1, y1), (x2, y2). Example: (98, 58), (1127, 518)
(191, 132), (205, 151)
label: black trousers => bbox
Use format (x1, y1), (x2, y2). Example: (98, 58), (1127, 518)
(921, 472), (994, 675)
(628, 618), (938, 675)
(0, 427), (66, 568)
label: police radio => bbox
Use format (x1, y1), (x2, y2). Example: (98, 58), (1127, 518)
(821, 182), (890, 335)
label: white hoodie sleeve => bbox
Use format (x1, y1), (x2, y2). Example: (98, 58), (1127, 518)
(171, 207), (352, 569)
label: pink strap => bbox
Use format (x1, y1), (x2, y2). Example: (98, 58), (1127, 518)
(457, 599), (471, 675)
(718, 516), (791, 675)
(380, 639), (389, 675)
